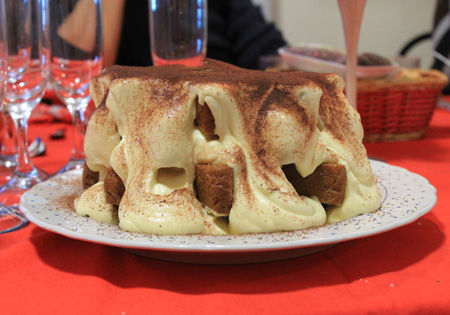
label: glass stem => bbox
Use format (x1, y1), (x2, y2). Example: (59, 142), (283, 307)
(11, 113), (33, 174)
(68, 104), (87, 161)
(0, 111), (18, 157)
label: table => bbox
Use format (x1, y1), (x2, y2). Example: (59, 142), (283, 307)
(1, 106), (449, 314)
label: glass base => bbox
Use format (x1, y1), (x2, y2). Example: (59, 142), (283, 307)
(0, 204), (28, 234)
(0, 167), (49, 206)
(56, 158), (85, 175)
(152, 54), (205, 66)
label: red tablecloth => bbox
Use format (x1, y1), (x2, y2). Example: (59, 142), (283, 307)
(1, 107), (449, 315)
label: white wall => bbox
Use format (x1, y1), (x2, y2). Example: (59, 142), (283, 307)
(257, 0), (436, 68)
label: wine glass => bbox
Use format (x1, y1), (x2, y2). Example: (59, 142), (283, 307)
(149, 0), (207, 66)
(0, 0), (27, 233)
(49, 0), (103, 173)
(0, 0), (50, 207)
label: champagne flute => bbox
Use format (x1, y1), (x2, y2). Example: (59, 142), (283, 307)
(0, 0), (27, 233)
(0, 0), (50, 206)
(49, 0), (103, 173)
(149, 0), (207, 66)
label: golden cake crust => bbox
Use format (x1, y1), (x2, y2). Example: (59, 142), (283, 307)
(195, 163), (234, 215)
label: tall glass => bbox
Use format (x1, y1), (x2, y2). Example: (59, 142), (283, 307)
(0, 0), (50, 206)
(0, 0), (27, 233)
(149, 0), (207, 66)
(49, 0), (103, 173)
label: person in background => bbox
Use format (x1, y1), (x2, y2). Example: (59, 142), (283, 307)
(432, 0), (450, 94)
(103, 0), (287, 69)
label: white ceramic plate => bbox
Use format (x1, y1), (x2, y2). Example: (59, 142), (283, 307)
(278, 44), (400, 79)
(20, 160), (436, 264)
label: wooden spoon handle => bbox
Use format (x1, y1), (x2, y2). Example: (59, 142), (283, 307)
(338, 0), (366, 109)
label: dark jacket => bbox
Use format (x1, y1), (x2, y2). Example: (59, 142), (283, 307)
(432, 0), (450, 94)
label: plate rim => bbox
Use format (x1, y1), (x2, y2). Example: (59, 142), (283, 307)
(20, 160), (437, 253)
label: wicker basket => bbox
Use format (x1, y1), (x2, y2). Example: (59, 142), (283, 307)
(357, 68), (448, 142)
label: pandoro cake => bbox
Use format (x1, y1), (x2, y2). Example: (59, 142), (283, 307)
(74, 59), (380, 235)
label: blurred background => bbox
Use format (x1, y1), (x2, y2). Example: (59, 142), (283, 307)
(253, 0), (435, 68)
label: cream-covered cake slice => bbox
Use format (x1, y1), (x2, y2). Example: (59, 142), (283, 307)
(75, 59), (380, 235)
